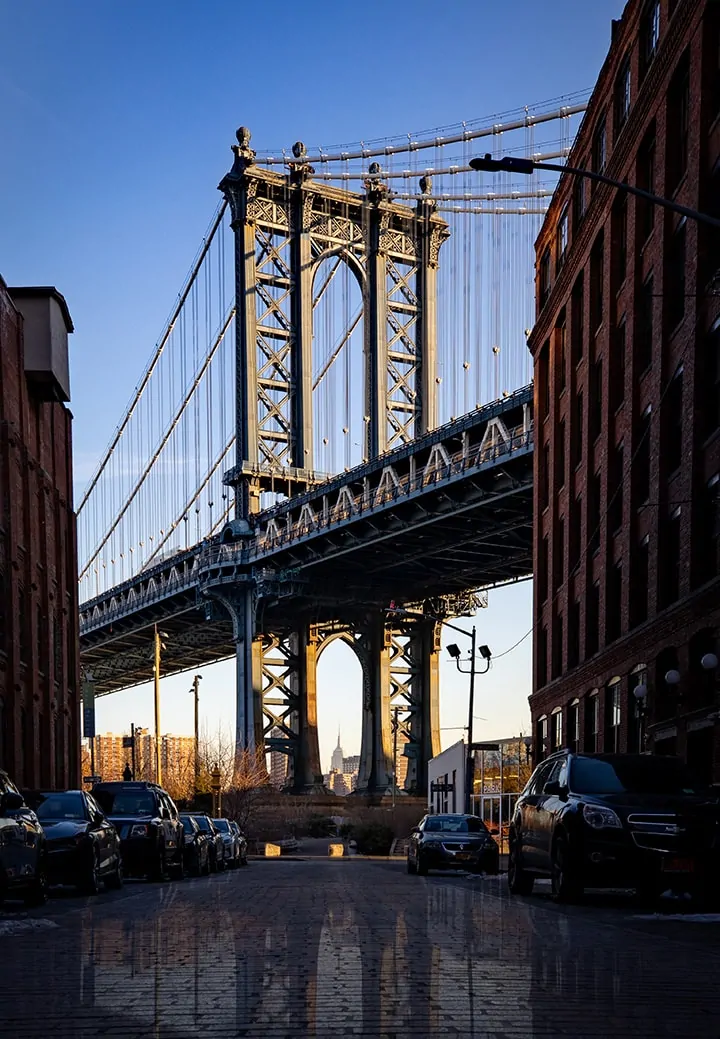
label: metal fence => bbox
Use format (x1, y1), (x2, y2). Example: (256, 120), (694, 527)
(471, 793), (520, 855)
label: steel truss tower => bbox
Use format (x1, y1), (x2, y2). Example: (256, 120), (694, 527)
(217, 127), (452, 794)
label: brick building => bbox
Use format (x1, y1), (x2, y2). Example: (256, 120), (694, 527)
(0, 276), (80, 788)
(528, 0), (720, 781)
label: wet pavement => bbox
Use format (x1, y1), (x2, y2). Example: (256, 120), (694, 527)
(1, 859), (719, 1038)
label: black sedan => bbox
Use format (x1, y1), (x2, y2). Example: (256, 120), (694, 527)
(31, 791), (123, 894)
(0, 770), (47, 906)
(190, 815), (225, 872)
(179, 814), (211, 876)
(407, 814), (500, 875)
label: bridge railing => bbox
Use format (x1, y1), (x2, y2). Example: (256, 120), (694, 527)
(252, 425), (532, 554)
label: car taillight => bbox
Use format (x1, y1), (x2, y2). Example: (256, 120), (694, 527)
(130, 823), (150, 838)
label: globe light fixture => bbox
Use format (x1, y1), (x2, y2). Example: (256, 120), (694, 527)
(665, 669), (681, 686)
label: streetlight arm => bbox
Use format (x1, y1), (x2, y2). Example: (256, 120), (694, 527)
(468, 154), (720, 230)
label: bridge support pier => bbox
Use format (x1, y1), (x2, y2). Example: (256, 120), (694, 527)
(356, 611), (441, 798)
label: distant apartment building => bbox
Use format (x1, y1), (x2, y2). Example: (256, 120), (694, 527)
(269, 726), (289, 789)
(0, 277), (80, 789)
(90, 732), (194, 796)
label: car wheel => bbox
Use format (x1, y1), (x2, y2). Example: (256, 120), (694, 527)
(82, 851), (101, 896)
(550, 834), (583, 904)
(406, 856), (416, 875)
(209, 850), (218, 874)
(106, 857), (124, 890)
(150, 849), (167, 882)
(416, 854), (428, 876)
(24, 864), (49, 907)
(508, 839), (534, 895)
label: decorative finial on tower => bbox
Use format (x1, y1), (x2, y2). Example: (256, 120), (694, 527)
(231, 126), (256, 172)
(364, 161), (389, 202)
(419, 175), (432, 196)
(287, 139), (315, 182)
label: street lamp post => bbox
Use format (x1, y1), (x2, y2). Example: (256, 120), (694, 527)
(468, 153), (720, 230)
(153, 626), (168, 785)
(191, 674), (202, 795)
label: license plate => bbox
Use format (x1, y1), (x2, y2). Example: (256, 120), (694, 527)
(454, 853), (470, 861)
(662, 857), (695, 873)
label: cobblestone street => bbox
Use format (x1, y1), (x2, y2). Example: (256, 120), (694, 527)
(2, 859), (720, 1038)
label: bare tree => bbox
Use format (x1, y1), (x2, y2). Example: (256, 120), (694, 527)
(222, 747), (271, 834)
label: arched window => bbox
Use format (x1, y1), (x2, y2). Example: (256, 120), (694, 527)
(550, 707), (563, 753)
(605, 677), (622, 753)
(584, 690), (599, 752)
(567, 699), (580, 752)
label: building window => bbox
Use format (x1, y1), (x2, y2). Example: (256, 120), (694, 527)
(567, 699), (580, 752)
(556, 312), (567, 393)
(662, 368), (683, 474)
(636, 275), (654, 373)
(665, 220), (686, 333)
(608, 442), (624, 534)
(573, 170), (587, 229)
(550, 708), (563, 753)
(629, 666), (648, 752)
(667, 51), (690, 192)
(551, 610), (563, 680)
(610, 321), (626, 413)
(536, 715), (549, 761)
(539, 339), (550, 418)
(18, 586), (28, 664)
(588, 471), (601, 556)
(539, 246), (552, 309)
(553, 516), (565, 591)
(586, 581), (600, 658)
(606, 560), (623, 644)
(659, 507), (682, 607)
(693, 474), (720, 584)
(538, 535), (549, 603)
(637, 128), (656, 242)
(568, 600), (581, 669)
(592, 116), (607, 177)
(590, 233), (604, 333)
(702, 322), (720, 439)
(556, 205), (569, 272)
(537, 627), (548, 690)
(633, 407), (651, 505)
(605, 678), (621, 753)
(590, 359), (603, 441)
(612, 196), (628, 287)
(640, 0), (660, 80)
(705, 2), (720, 124)
(585, 691), (599, 752)
(569, 494), (582, 572)
(573, 392), (584, 466)
(555, 420), (566, 491)
(615, 56), (631, 134)
(571, 272), (584, 366)
(630, 534), (650, 627)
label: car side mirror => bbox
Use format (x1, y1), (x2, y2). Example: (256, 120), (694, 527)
(544, 780), (562, 796)
(1, 791), (25, 813)
(411, 828), (420, 836)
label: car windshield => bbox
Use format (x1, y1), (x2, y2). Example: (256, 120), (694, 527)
(571, 757), (708, 795)
(179, 816), (196, 831)
(213, 819), (229, 833)
(94, 791), (156, 816)
(194, 816), (212, 833)
(35, 793), (86, 821)
(424, 816), (488, 834)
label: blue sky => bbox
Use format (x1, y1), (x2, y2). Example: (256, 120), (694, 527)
(0, 0), (625, 770)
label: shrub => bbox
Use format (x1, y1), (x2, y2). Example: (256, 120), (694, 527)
(353, 821), (394, 856)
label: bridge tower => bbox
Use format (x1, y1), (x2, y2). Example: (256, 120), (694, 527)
(217, 127), (450, 794)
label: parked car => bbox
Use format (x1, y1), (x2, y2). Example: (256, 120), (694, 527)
(190, 814), (225, 872)
(92, 782), (183, 881)
(179, 814), (210, 876)
(508, 752), (720, 903)
(229, 821), (248, 866)
(30, 790), (123, 894)
(213, 818), (242, 869)
(0, 770), (47, 906)
(407, 814), (499, 875)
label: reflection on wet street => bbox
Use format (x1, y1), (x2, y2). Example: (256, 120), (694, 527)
(2, 860), (720, 1037)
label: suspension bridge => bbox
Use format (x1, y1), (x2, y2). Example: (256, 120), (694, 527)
(78, 95), (587, 794)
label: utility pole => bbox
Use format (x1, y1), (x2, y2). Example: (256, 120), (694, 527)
(465, 624), (477, 815)
(192, 674), (202, 794)
(154, 625), (162, 786)
(131, 722), (137, 779)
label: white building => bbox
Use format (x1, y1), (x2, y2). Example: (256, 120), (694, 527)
(427, 740), (466, 814)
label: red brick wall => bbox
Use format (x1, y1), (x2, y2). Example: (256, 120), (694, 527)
(0, 278), (80, 788)
(527, 0), (720, 779)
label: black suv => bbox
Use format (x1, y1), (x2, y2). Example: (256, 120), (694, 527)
(509, 752), (720, 903)
(92, 782), (183, 881)
(0, 770), (48, 905)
